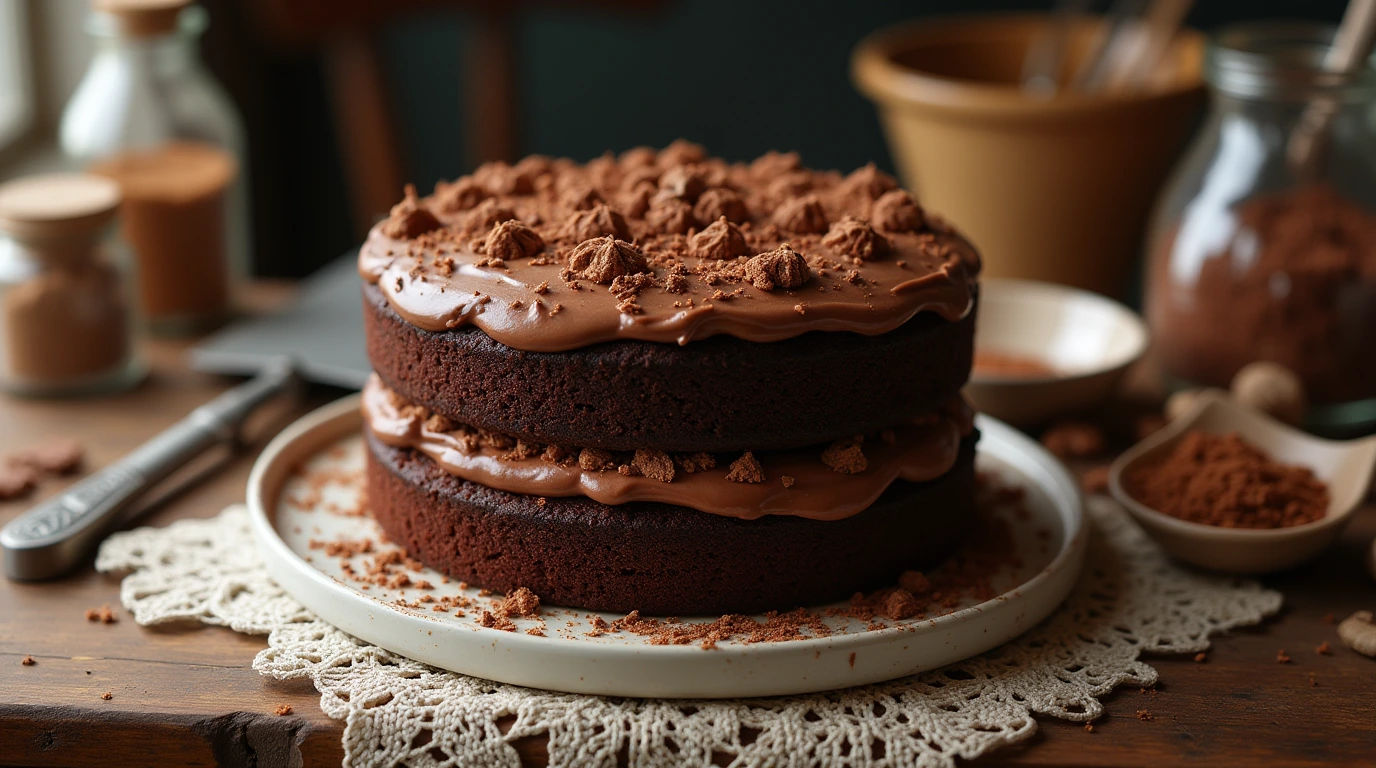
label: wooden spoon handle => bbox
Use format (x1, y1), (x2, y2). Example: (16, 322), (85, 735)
(1287, 0), (1376, 174)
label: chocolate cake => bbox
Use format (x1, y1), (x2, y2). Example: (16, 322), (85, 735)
(358, 141), (983, 615)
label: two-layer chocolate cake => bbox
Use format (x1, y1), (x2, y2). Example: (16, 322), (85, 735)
(359, 141), (982, 615)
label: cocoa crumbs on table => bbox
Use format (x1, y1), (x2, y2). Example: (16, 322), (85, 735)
(1040, 422), (1106, 460)
(1080, 465), (1111, 496)
(101, 692), (113, 701)
(85, 605), (117, 624)
(1135, 710), (1153, 722)
(21, 655), (35, 666)
(1194, 652), (1207, 663)
(1084, 722), (1094, 733)
(1277, 650), (1292, 664)
(1316, 642), (1332, 655)
(274, 705), (293, 716)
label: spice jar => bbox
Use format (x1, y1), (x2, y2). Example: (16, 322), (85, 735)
(59, 0), (248, 335)
(0, 174), (145, 397)
(1145, 23), (1376, 432)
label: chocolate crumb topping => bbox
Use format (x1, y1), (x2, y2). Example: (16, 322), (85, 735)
(751, 150), (802, 177)
(822, 216), (889, 261)
(381, 184), (442, 240)
(840, 163), (898, 201)
(434, 177), (489, 213)
(658, 165), (707, 202)
(676, 452), (717, 474)
(578, 447), (616, 471)
(561, 203), (630, 242)
(484, 220), (545, 261)
(657, 139), (706, 167)
(822, 436), (868, 474)
(567, 236), (649, 285)
(465, 199), (517, 233)
(872, 189), (924, 232)
(689, 217), (748, 260)
(560, 185), (604, 211)
(725, 452), (765, 483)
(620, 181), (657, 219)
(746, 244), (811, 291)
(631, 448), (676, 483)
(781, 475), (796, 488)
(645, 196), (697, 235)
(772, 195), (828, 234)
(693, 188), (749, 224)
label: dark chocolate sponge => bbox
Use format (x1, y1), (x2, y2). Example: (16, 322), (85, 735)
(364, 280), (976, 453)
(365, 430), (977, 616)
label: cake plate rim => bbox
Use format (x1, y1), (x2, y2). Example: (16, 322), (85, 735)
(246, 393), (1087, 699)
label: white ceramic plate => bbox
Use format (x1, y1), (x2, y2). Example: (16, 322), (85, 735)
(247, 396), (1086, 698)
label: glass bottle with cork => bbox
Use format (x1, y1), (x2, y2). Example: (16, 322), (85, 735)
(1145, 22), (1376, 433)
(0, 173), (145, 397)
(59, 0), (247, 335)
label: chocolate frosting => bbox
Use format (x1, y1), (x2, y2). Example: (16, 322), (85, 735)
(362, 375), (973, 521)
(358, 143), (980, 353)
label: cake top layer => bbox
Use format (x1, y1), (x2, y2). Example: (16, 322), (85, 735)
(358, 140), (980, 352)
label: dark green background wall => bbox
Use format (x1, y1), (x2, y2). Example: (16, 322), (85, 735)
(206, 0), (1349, 276)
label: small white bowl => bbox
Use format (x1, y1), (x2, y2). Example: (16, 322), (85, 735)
(1109, 392), (1376, 574)
(966, 278), (1149, 428)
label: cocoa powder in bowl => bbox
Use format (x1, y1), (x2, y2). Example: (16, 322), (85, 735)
(1149, 184), (1376, 404)
(1123, 430), (1329, 529)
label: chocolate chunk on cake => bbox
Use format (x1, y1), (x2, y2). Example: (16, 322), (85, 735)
(358, 142), (983, 615)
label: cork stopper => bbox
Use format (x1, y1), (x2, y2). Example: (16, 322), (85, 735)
(92, 0), (190, 38)
(0, 173), (122, 241)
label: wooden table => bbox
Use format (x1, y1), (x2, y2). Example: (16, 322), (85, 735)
(1, 282), (1374, 767)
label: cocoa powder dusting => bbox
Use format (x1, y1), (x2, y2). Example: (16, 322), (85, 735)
(1122, 431), (1329, 529)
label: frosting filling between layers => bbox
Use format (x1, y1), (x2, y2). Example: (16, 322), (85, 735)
(362, 375), (974, 521)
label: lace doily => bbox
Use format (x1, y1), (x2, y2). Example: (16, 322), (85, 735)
(96, 499), (1280, 768)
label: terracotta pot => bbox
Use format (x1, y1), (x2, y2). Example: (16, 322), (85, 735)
(853, 14), (1205, 297)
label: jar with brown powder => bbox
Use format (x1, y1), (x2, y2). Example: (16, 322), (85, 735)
(59, 0), (247, 335)
(1146, 23), (1376, 431)
(0, 173), (145, 397)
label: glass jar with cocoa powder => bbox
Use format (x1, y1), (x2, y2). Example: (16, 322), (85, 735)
(0, 174), (145, 397)
(1146, 23), (1376, 432)
(59, 0), (247, 335)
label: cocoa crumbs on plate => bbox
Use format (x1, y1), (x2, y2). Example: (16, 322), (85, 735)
(501, 586), (541, 618)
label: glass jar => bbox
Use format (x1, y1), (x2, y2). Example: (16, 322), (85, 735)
(59, 0), (248, 336)
(1145, 23), (1376, 433)
(0, 174), (145, 397)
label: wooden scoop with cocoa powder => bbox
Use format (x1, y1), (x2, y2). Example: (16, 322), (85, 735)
(1107, 391), (1376, 574)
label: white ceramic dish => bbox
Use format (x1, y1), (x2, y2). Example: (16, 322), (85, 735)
(247, 395), (1087, 699)
(1109, 391), (1376, 574)
(966, 278), (1149, 427)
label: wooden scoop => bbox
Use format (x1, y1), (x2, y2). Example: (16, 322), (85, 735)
(1108, 391), (1376, 574)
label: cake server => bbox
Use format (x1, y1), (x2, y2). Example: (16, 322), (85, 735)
(1, 359), (299, 581)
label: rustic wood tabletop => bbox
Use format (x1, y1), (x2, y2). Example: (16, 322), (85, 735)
(1, 281), (1373, 768)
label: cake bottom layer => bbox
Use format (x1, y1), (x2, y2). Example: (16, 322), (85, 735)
(365, 430), (978, 616)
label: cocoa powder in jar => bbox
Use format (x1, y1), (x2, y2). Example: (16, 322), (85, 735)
(1149, 184), (1376, 404)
